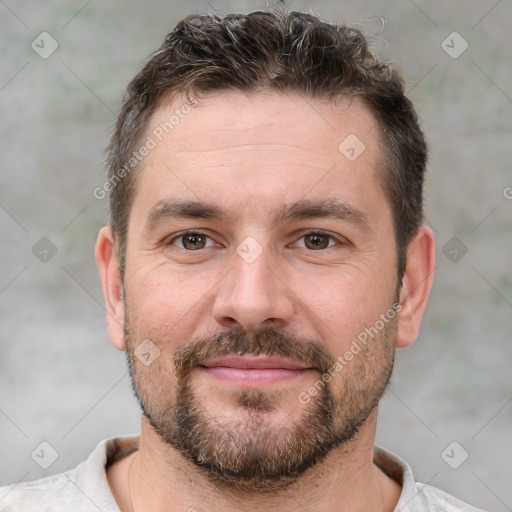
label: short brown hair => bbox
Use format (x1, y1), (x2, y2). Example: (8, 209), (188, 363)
(105, 9), (427, 278)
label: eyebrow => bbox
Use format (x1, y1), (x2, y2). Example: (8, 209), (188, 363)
(144, 198), (371, 234)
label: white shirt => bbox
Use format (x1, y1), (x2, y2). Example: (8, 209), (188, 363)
(0, 435), (487, 511)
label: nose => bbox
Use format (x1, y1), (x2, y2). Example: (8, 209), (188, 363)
(212, 242), (294, 332)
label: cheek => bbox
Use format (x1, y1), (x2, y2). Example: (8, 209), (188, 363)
(299, 267), (396, 355)
(125, 261), (218, 346)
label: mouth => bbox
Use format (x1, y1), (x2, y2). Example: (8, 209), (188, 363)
(198, 355), (312, 387)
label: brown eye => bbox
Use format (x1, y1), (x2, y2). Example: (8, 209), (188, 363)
(302, 233), (333, 250)
(171, 232), (213, 250)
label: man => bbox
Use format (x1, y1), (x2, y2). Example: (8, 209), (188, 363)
(0, 9), (485, 512)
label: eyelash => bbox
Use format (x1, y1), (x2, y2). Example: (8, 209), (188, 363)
(165, 230), (343, 251)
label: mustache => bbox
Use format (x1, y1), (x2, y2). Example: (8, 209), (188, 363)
(173, 327), (335, 379)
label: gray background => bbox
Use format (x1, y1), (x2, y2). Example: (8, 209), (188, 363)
(0, 1), (511, 511)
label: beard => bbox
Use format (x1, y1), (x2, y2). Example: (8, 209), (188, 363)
(125, 312), (397, 492)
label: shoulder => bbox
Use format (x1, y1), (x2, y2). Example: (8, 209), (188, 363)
(0, 435), (138, 512)
(374, 445), (489, 512)
(0, 469), (98, 511)
(405, 483), (489, 512)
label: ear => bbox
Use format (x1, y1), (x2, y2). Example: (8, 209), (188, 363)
(95, 226), (126, 351)
(396, 225), (436, 349)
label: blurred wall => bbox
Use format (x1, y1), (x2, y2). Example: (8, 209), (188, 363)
(0, 1), (510, 510)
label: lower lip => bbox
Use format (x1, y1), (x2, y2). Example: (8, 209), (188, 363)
(200, 366), (308, 387)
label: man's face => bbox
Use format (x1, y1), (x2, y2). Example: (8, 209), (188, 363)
(122, 90), (400, 488)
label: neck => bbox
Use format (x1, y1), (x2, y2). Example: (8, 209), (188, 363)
(109, 410), (401, 512)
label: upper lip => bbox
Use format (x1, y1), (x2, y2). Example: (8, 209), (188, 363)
(201, 356), (309, 370)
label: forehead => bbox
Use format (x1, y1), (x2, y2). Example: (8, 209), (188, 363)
(130, 89), (388, 226)
(148, 89), (380, 158)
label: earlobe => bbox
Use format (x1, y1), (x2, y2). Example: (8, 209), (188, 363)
(95, 226), (126, 351)
(396, 226), (436, 349)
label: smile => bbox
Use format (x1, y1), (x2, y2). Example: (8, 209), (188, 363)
(199, 356), (311, 387)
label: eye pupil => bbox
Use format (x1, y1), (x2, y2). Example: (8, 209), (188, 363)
(183, 233), (206, 250)
(305, 234), (329, 250)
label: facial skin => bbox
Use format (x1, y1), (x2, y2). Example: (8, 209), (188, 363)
(96, 90), (435, 511)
